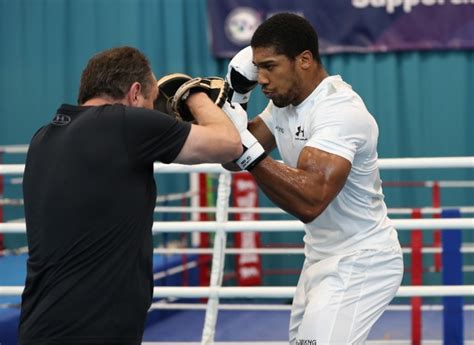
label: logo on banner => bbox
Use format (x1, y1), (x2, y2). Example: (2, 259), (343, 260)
(224, 7), (262, 45)
(210, 1), (474, 57)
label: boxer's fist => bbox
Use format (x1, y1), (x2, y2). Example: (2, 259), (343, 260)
(221, 101), (266, 171)
(226, 46), (258, 105)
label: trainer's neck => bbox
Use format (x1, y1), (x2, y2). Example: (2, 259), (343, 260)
(82, 96), (126, 107)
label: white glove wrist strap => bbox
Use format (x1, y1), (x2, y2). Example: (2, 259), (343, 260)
(230, 90), (252, 104)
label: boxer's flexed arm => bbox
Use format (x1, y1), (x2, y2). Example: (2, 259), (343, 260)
(248, 118), (351, 223)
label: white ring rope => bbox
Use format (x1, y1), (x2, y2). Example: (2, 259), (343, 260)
(148, 302), (474, 312)
(155, 190), (199, 203)
(3, 179), (474, 188)
(2, 245), (473, 257)
(152, 205), (474, 215)
(202, 172), (231, 344)
(158, 218), (474, 232)
(0, 145), (29, 154)
(383, 180), (474, 188)
(1, 285), (473, 298)
(1, 218), (473, 233)
(0, 193), (202, 206)
(0, 198), (24, 206)
(2, 244), (473, 257)
(376, 157), (474, 169)
(154, 206), (474, 215)
(1, 156), (473, 175)
(386, 206), (474, 215)
(425, 181), (474, 187)
(2, 199), (474, 216)
(151, 246), (474, 255)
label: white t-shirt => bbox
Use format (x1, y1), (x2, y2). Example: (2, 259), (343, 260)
(259, 75), (399, 260)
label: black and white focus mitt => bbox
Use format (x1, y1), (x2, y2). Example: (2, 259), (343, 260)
(155, 73), (230, 122)
(154, 73), (192, 120)
(171, 77), (229, 122)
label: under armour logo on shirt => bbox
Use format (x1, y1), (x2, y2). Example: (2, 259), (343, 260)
(295, 126), (305, 137)
(51, 114), (71, 126)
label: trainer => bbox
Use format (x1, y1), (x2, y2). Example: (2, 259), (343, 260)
(18, 46), (241, 345)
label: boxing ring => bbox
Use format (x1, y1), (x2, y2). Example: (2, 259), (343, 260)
(0, 151), (474, 344)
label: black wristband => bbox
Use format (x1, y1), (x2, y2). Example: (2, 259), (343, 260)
(246, 152), (267, 171)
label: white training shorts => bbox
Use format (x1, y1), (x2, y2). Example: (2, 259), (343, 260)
(289, 244), (403, 345)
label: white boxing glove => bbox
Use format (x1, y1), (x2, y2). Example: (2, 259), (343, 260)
(222, 101), (266, 171)
(226, 46), (258, 105)
(221, 101), (248, 132)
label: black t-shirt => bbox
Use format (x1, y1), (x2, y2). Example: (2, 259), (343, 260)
(19, 104), (191, 344)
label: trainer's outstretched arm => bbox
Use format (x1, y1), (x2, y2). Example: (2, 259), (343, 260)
(174, 93), (242, 164)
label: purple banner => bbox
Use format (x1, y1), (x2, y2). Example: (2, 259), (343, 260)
(207, 0), (474, 57)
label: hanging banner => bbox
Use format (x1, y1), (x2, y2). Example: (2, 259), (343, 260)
(232, 172), (262, 286)
(207, 0), (474, 57)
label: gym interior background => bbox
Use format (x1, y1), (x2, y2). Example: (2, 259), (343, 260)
(0, 0), (473, 290)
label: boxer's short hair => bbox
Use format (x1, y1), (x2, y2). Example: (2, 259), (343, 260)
(251, 12), (321, 64)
